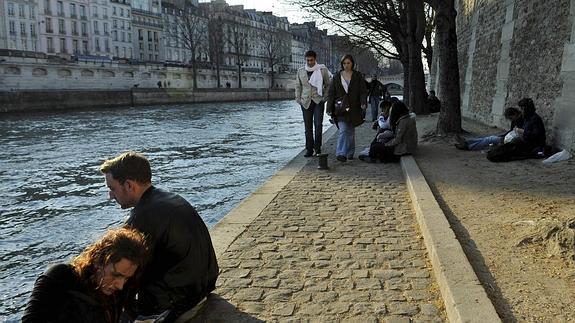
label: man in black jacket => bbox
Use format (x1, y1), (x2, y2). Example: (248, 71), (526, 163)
(100, 151), (219, 322)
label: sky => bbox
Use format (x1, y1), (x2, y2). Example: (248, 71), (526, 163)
(199, 0), (319, 25)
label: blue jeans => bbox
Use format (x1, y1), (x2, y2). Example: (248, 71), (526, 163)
(336, 120), (355, 158)
(369, 96), (381, 122)
(466, 135), (502, 150)
(301, 101), (324, 153)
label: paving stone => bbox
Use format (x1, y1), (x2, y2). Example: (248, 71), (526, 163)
(205, 124), (446, 321)
(233, 288), (264, 302)
(272, 303), (295, 316)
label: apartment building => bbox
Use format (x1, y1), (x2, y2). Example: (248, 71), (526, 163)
(1, 0), (38, 52)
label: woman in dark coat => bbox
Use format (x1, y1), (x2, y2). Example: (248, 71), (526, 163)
(23, 227), (148, 323)
(326, 54), (368, 162)
(368, 101), (418, 163)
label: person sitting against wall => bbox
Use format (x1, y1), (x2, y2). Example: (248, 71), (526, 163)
(23, 227), (148, 323)
(486, 98), (547, 162)
(455, 107), (524, 151)
(358, 100), (393, 161)
(366, 100), (418, 163)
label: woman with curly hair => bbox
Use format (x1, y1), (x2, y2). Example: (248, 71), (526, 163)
(23, 227), (148, 323)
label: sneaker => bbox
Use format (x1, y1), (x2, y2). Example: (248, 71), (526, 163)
(313, 149), (321, 157)
(336, 155), (347, 162)
(304, 151), (313, 157)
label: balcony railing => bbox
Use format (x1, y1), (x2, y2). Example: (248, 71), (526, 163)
(72, 31), (79, 35)
(46, 28), (54, 33)
(47, 47), (55, 53)
(71, 14), (77, 19)
(59, 30), (66, 35)
(57, 11), (65, 17)
(80, 15), (87, 20)
(44, 9), (52, 15)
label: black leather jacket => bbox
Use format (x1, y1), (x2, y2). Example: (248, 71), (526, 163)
(23, 264), (122, 323)
(127, 187), (219, 316)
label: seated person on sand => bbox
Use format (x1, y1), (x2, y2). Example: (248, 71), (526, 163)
(455, 107), (523, 151)
(486, 98), (547, 162)
(362, 101), (418, 163)
(23, 227), (148, 323)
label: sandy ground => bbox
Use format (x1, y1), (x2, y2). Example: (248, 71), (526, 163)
(413, 114), (575, 322)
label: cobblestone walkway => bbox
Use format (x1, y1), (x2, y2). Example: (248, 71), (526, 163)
(192, 124), (446, 322)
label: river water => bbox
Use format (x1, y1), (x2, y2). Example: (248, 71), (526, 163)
(0, 100), (331, 321)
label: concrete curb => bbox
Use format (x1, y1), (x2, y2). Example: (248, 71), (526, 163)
(209, 124), (338, 257)
(401, 155), (501, 323)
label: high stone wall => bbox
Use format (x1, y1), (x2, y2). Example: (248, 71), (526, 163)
(454, 0), (575, 151)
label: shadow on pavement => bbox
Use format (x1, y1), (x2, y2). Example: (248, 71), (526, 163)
(182, 294), (264, 323)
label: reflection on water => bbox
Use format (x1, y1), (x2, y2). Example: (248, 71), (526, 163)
(0, 100), (330, 321)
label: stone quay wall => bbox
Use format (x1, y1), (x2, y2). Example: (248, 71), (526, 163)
(0, 54), (297, 91)
(0, 88), (295, 113)
(454, 0), (575, 152)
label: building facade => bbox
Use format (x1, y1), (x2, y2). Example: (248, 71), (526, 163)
(110, 0), (132, 58)
(1, 0), (38, 52)
(131, 0), (163, 62)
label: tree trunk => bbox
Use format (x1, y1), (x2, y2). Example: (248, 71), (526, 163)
(191, 57), (198, 89)
(406, 0), (428, 114)
(270, 64), (275, 89)
(434, 0), (462, 134)
(237, 61), (242, 88)
(402, 60), (410, 104)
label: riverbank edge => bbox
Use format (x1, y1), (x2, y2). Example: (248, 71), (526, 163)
(208, 123), (499, 322)
(0, 88), (295, 113)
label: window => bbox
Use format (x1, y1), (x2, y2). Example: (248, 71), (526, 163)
(113, 7), (116, 15)
(112, 30), (117, 41)
(30, 24), (36, 37)
(72, 21), (78, 35)
(9, 21), (16, 35)
(73, 39), (78, 53)
(92, 6), (97, 17)
(121, 20), (125, 29)
(148, 43), (152, 50)
(120, 8), (124, 17)
(58, 19), (65, 34)
(103, 22), (108, 34)
(114, 46), (119, 56)
(103, 8), (107, 18)
(121, 31), (125, 42)
(57, 1), (63, 16)
(105, 39), (109, 51)
(95, 38), (100, 51)
(19, 4), (25, 17)
(113, 20), (117, 28)
(47, 37), (54, 52)
(60, 38), (66, 53)
(45, 17), (53, 33)
(139, 42), (143, 50)
(129, 48), (132, 58)
(127, 33), (131, 42)
(81, 22), (87, 36)
(80, 5), (86, 18)
(121, 47), (125, 57)
(8, 3), (15, 16)
(147, 31), (151, 42)
(153, 31), (158, 42)
(44, 0), (51, 14)
(20, 22), (26, 36)
(93, 21), (99, 34)
(127, 10), (130, 18)
(82, 40), (88, 54)
(30, 6), (35, 18)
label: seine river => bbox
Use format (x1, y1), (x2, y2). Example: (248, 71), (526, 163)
(0, 100), (331, 321)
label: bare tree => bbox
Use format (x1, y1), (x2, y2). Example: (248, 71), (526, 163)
(225, 25), (249, 88)
(426, 0), (462, 134)
(208, 17), (224, 88)
(163, 4), (208, 89)
(261, 31), (289, 88)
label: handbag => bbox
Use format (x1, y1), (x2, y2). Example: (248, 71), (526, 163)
(334, 94), (350, 116)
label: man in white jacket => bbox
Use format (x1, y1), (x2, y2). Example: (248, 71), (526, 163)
(295, 50), (332, 157)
